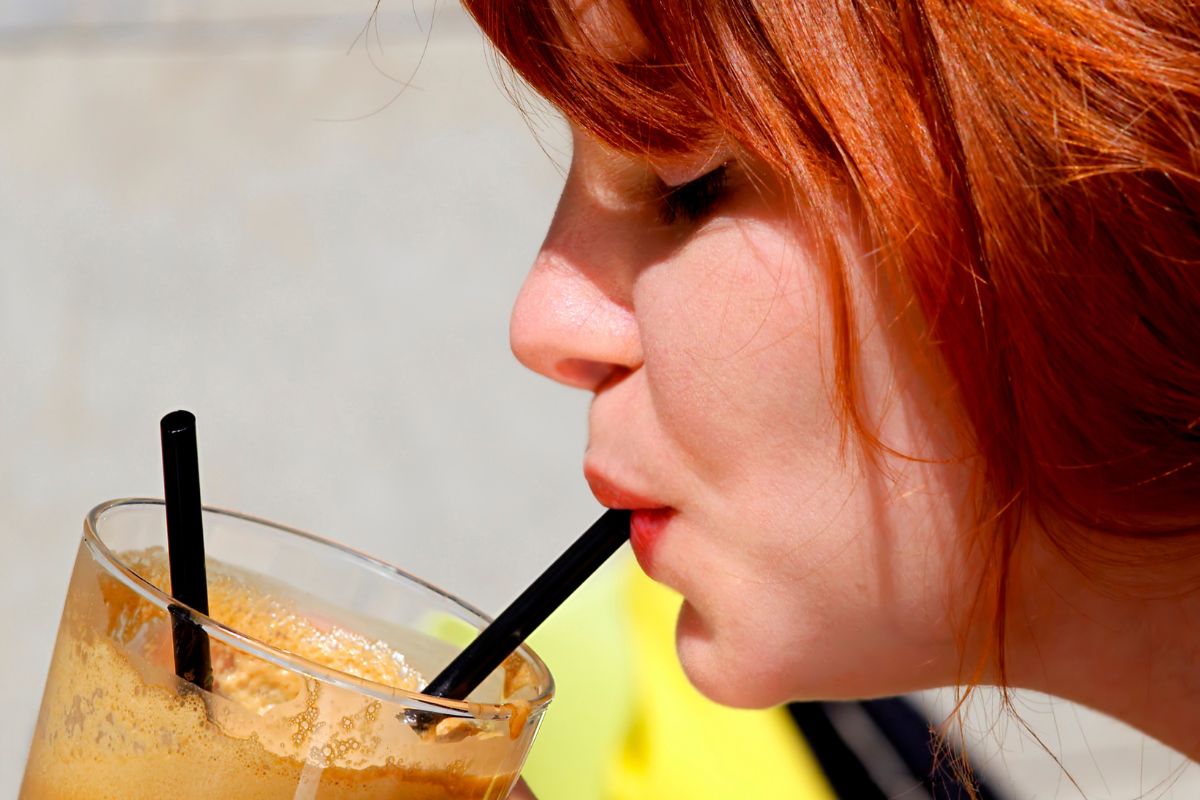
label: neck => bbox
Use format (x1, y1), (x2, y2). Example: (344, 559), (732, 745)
(1001, 533), (1200, 759)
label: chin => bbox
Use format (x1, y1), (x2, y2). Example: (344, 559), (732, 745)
(674, 601), (795, 709)
(674, 600), (896, 707)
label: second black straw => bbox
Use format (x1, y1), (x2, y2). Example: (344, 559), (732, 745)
(160, 409), (213, 693)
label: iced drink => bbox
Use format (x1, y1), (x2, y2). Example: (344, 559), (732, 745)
(21, 500), (553, 799)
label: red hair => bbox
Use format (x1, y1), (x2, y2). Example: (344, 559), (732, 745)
(463, 0), (1200, 684)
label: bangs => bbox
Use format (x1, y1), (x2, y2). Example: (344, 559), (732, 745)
(462, 0), (721, 157)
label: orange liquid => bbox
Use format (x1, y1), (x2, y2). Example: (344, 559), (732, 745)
(21, 548), (525, 799)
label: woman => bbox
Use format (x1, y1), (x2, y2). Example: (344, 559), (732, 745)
(460, 1), (1200, 794)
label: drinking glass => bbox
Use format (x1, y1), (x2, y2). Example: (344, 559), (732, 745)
(21, 499), (553, 799)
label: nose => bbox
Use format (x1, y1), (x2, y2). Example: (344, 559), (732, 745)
(510, 157), (643, 392)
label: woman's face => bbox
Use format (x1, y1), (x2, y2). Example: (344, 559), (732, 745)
(511, 128), (979, 707)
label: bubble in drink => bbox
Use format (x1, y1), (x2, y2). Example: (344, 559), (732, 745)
(21, 502), (552, 800)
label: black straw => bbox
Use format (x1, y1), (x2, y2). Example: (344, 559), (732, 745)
(420, 509), (631, 711)
(160, 410), (213, 693)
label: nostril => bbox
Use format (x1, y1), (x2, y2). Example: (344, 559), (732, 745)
(595, 365), (633, 393)
(555, 358), (616, 390)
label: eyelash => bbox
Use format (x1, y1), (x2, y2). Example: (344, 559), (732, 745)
(657, 164), (730, 226)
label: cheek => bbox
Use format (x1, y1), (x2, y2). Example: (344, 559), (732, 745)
(637, 220), (833, 485)
(633, 216), (971, 703)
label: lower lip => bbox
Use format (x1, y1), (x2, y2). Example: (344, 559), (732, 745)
(629, 508), (675, 573)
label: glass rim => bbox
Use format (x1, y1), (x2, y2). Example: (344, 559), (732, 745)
(84, 498), (555, 721)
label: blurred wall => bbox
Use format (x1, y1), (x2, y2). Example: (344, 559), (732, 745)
(1, 3), (1195, 798)
(0, 1), (595, 790)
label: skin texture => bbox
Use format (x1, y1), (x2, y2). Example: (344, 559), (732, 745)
(508, 128), (1200, 766)
(512, 129), (977, 707)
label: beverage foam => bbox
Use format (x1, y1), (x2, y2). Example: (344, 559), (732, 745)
(20, 546), (522, 799)
(118, 547), (426, 713)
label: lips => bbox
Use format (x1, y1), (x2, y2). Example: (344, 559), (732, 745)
(583, 466), (675, 574)
(584, 469), (666, 511)
(628, 508), (675, 573)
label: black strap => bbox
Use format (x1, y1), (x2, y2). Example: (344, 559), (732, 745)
(787, 702), (889, 799)
(860, 698), (1002, 800)
(787, 699), (1005, 800)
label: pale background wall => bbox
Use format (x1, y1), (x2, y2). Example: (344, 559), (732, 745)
(1, 3), (1195, 797)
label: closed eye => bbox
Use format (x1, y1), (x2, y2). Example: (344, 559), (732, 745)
(657, 164), (730, 226)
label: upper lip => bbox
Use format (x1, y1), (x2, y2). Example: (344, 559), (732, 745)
(584, 465), (669, 510)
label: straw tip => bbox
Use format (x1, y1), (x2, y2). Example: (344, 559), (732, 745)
(161, 410), (196, 435)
